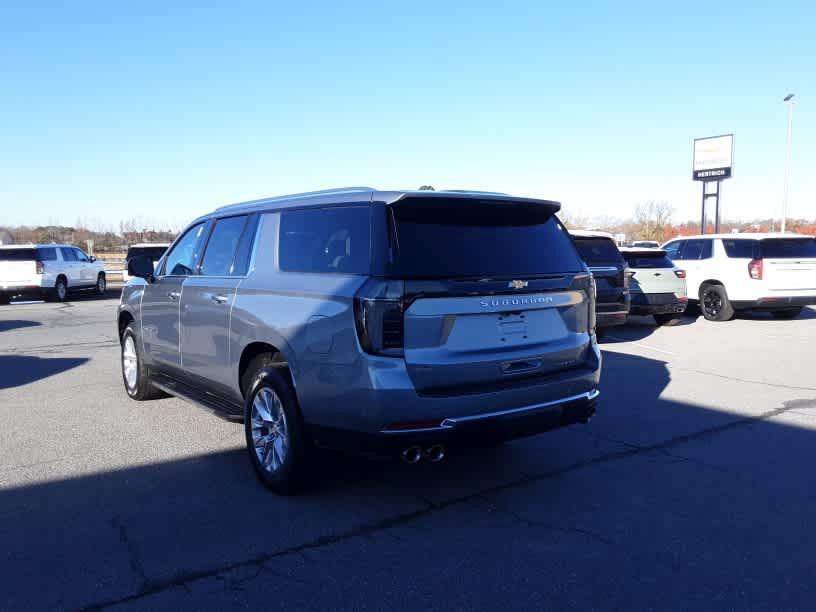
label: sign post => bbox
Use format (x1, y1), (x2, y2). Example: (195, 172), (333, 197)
(693, 134), (734, 234)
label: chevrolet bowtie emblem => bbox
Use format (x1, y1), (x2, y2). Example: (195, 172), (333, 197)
(508, 280), (528, 289)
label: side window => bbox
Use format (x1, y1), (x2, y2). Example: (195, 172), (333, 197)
(681, 240), (705, 260)
(200, 215), (248, 276)
(60, 247), (77, 262)
(279, 206), (371, 274)
(163, 223), (207, 276)
(37, 247), (57, 261)
(73, 248), (90, 262)
(663, 241), (683, 260)
(722, 239), (757, 258)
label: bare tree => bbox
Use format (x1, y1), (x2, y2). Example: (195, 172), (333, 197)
(418, 185), (435, 191)
(633, 201), (674, 242)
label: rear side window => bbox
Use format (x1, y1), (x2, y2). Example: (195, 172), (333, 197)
(37, 247), (58, 261)
(573, 237), (624, 265)
(622, 252), (674, 268)
(760, 238), (816, 258)
(722, 239), (758, 258)
(0, 248), (37, 261)
(200, 215), (248, 276)
(387, 199), (583, 278)
(60, 247), (77, 262)
(279, 206), (371, 274)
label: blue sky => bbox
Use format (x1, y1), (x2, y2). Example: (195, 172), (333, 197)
(1, 1), (814, 228)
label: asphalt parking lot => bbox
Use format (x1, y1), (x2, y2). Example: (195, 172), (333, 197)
(1, 291), (815, 611)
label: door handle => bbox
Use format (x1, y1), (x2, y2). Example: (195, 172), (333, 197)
(211, 294), (229, 304)
(167, 291), (181, 300)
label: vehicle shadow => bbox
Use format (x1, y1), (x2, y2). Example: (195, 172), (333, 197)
(0, 354), (89, 389)
(3, 350), (816, 610)
(5, 286), (122, 305)
(599, 313), (695, 343)
(0, 320), (42, 333)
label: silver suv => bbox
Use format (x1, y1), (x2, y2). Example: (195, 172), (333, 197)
(118, 188), (601, 493)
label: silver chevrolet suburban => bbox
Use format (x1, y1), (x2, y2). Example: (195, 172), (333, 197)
(118, 188), (601, 493)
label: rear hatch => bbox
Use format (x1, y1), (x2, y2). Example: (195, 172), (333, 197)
(759, 237), (816, 292)
(622, 249), (686, 298)
(0, 248), (38, 284)
(363, 195), (594, 395)
(571, 237), (627, 306)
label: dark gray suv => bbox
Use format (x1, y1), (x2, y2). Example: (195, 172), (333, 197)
(119, 188), (601, 493)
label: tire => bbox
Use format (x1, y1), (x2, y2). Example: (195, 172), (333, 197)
(95, 273), (107, 296)
(243, 357), (309, 494)
(121, 322), (166, 400)
(653, 313), (676, 326)
(771, 308), (802, 320)
(699, 284), (735, 322)
(48, 276), (68, 303)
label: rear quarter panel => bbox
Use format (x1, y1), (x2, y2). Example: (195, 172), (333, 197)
(229, 212), (369, 421)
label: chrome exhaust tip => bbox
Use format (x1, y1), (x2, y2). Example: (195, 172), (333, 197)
(401, 446), (422, 465)
(423, 444), (446, 463)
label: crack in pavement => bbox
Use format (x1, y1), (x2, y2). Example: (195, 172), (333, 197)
(76, 395), (816, 611)
(111, 516), (148, 590)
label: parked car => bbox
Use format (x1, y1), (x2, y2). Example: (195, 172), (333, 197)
(619, 247), (687, 325)
(570, 230), (630, 332)
(122, 243), (170, 282)
(119, 188), (602, 493)
(662, 234), (816, 321)
(631, 240), (660, 249)
(0, 244), (106, 304)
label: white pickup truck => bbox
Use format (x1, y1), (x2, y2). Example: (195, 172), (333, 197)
(0, 244), (107, 304)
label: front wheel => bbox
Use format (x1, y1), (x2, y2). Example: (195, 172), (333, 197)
(95, 273), (107, 296)
(771, 308), (802, 320)
(653, 313), (676, 326)
(121, 323), (166, 400)
(700, 284), (735, 322)
(244, 363), (309, 494)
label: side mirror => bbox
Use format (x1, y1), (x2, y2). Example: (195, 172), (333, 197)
(89, 256), (97, 263)
(128, 255), (155, 282)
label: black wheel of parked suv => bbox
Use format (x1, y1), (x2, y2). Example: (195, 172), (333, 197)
(95, 273), (107, 296)
(48, 276), (68, 303)
(121, 322), (167, 400)
(771, 308), (802, 320)
(700, 284), (735, 322)
(653, 314), (676, 326)
(243, 358), (309, 494)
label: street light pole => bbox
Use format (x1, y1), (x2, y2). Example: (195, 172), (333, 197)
(781, 93), (796, 233)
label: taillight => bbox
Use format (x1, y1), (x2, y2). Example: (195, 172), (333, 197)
(36, 260), (44, 274)
(354, 279), (405, 356)
(674, 269), (686, 279)
(571, 272), (596, 333)
(748, 259), (763, 280)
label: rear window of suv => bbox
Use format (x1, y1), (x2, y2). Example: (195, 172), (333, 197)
(760, 238), (816, 258)
(573, 237), (624, 265)
(0, 248), (37, 261)
(622, 251), (674, 268)
(387, 198), (583, 278)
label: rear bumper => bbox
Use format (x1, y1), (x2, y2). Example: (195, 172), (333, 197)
(0, 283), (45, 296)
(596, 293), (631, 328)
(309, 389), (599, 456)
(732, 296), (816, 310)
(629, 292), (687, 316)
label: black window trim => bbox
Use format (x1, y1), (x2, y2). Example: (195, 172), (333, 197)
(195, 213), (260, 278)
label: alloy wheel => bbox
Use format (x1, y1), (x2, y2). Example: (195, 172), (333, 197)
(250, 387), (289, 474)
(702, 289), (722, 318)
(122, 335), (138, 390)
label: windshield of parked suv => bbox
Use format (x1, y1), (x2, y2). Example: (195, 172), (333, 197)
(387, 200), (583, 278)
(0, 248), (37, 261)
(622, 250), (674, 268)
(573, 237), (624, 265)
(759, 238), (816, 258)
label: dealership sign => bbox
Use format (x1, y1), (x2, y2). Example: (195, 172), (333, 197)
(692, 134), (734, 181)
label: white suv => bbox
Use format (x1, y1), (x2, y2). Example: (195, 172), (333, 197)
(662, 234), (816, 321)
(0, 244), (107, 304)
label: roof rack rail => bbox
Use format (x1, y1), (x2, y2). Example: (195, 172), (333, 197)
(216, 186), (376, 210)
